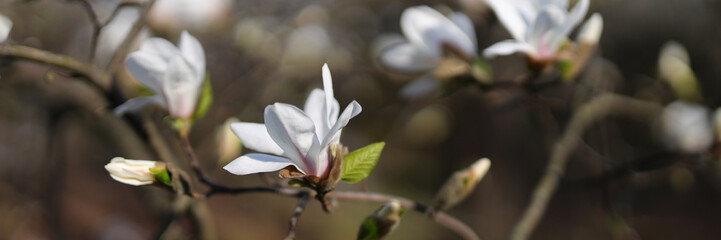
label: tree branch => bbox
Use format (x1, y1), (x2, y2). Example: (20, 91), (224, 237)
(75, 0), (144, 61)
(0, 44), (111, 91)
(106, 0), (156, 77)
(284, 191), (310, 240)
(510, 93), (664, 240)
(330, 191), (481, 240)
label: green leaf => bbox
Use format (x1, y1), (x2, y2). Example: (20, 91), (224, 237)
(192, 74), (213, 121)
(149, 167), (172, 187)
(357, 218), (379, 240)
(341, 142), (385, 183)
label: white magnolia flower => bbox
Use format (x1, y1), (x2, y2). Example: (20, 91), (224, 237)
(150, 0), (231, 32)
(105, 157), (164, 186)
(483, 0), (589, 61)
(379, 5), (477, 74)
(660, 101), (713, 154)
(116, 31), (206, 119)
(0, 14), (13, 42)
(224, 64), (362, 179)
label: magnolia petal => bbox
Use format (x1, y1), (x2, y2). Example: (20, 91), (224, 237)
(321, 101), (362, 148)
(0, 14), (12, 42)
(113, 95), (165, 115)
(526, 6), (567, 59)
(126, 52), (168, 93)
(483, 40), (535, 58)
(109, 174), (154, 186)
(379, 42), (437, 74)
(178, 31), (206, 81)
(449, 12), (477, 48)
(304, 89), (326, 130)
(230, 122), (284, 156)
(223, 153), (300, 175)
(400, 75), (440, 99)
(560, 0), (589, 38)
(264, 103), (319, 174)
(321, 64), (341, 127)
(539, 0), (569, 9)
(162, 55), (201, 119)
(310, 100), (362, 175)
(401, 6), (475, 57)
(139, 37), (180, 62)
(485, 0), (528, 41)
(304, 89), (337, 138)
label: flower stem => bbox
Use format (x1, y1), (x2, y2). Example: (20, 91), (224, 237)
(283, 192), (310, 240)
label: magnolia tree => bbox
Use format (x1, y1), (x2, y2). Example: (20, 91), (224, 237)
(0, 0), (718, 239)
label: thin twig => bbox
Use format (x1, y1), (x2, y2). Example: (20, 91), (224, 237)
(74, 0), (99, 61)
(0, 44), (111, 91)
(175, 124), (477, 239)
(284, 191), (310, 240)
(330, 191), (481, 240)
(106, 0), (156, 77)
(74, 0), (144, 62)
(510, 93), (664, 240)
(142, 117), (179, 165)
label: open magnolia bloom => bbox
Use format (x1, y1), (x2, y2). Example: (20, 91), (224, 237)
(0, 14), (12, 42)
(483, 0), (590, 62)
(379, 5), (476, 74)
(224, 64), (362, 184)
(116, 31), (206, 119)
(378, 6), (478, 97)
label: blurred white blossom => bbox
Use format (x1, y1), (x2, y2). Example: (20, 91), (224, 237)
(149, 0), (231, 32)
(378, 5), (477, 97)
(105, 157), (164, 186)
(483, 0), (589, 61)
(224, 64), (362, 179)
(380, 5), (476, 74)
(116, 31), (206, 120)
(95, 8), (148, 67)
(660, 101), (713, 153)
(0, 13), (12, 42)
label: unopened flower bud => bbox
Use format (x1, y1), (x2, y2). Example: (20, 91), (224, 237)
(712, 108), (721, 142)
(577, 13), (603, 46)
(660, 101), (712, 153)
(0, 14), (12, 43)
(434, 158), (491, 211)
(658, 41), (700, 102)
(105, 157), (167, 186)
(216, 117), (243, 166)
(357, 201), (403, 240)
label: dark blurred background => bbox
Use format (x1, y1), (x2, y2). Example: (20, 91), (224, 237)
(2, 0), (721, 239)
